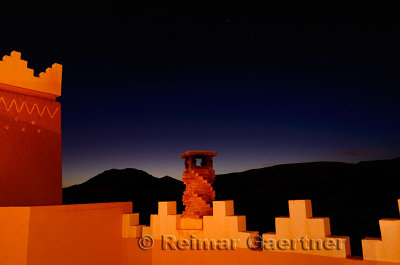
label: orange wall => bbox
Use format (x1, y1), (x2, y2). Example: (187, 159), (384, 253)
(150, 241), (398, 265)
(0, 87), (62, 206)
(26, 203), (135, 265)
(123, 238), (152, 265)
(0, 207), (30, 265)
(1, 197), (399, 265)
(0, 202), (152, 265)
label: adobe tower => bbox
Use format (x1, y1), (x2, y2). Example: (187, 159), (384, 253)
(0, 51), (62, 206)
(180, 150), (217, 218)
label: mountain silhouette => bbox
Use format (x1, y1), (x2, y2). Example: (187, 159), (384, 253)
(63, 157), (400, 256)
(63, 168), (185, 224)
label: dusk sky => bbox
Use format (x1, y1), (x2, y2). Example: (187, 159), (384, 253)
(1, 3), (399, 187)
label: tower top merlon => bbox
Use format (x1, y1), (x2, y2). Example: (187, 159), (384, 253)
(0, 51), (62, 99)
(180, 150), (217, 159)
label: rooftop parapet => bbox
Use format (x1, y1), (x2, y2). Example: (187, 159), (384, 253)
(362, 199), (400, 263)
(123, 200), (258, 249)
(263, 200), (351, 258)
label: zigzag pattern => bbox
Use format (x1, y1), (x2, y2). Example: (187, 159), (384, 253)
(0, 96), (59, 118)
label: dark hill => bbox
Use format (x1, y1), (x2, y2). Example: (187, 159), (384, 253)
(63, 157), (400, 256)
(63, 168), (185, 223)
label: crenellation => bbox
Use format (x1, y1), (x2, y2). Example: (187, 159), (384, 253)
(0, 51), (62, 98)
(122, 213), (143, 238)
(263, 200), (351, 258)
(362, 199), (400, 262)
(122, 200), (258, 249)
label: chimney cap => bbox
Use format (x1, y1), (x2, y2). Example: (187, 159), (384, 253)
(180, 150), (217, 159)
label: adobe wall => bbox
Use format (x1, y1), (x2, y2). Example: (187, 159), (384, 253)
(124, 200), (400, 265)
(0, 202), (151, 265)
(0, 207), (31, 265)
(26, 202), (137, 265)
(1, 199), (399, 265)
(150, 242), (397, 265)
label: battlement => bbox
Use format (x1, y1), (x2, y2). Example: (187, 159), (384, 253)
(0, 51), (62, 99)
(123, 199), (400, 265)
(362, 199), (400, 263)
(123, 200), (258, 249)
(263, 200), (351, 258)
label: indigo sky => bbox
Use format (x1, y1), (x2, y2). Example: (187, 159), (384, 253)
(1, 3), (399, 186)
